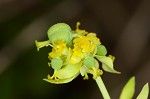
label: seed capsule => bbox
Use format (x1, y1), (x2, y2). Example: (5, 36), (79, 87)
(83, 56), (95, 68)
(47, 23), (73, 46)
(51, 57), (63, 69)
(96, 45), (107, 56)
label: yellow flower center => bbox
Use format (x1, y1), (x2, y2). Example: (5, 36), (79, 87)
(70, 33), (101, 64)
(74, 34), (100, 53)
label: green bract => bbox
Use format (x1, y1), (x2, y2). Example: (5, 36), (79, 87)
(95, 55), (120, 74)
(47, 23), (73, 46)
(43, 62), (82, 84)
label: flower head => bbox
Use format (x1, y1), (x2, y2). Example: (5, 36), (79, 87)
(35, 22), (120, 84)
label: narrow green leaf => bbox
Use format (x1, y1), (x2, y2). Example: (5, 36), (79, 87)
(95, 55), (120, 74)
(120, 77), (135, 99)
(136, 83), (149, 99)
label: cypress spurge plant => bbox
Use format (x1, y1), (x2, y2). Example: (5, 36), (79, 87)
(35, 22), (149, 99)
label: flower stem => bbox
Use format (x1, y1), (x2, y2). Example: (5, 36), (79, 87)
(95, 76), (111, 99)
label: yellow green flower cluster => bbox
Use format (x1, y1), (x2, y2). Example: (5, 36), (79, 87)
(35, 22), (120, 84)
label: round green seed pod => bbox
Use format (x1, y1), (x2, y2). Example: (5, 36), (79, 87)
(83, 56), (95, 68)
(96, 45), (107, 56)
(51, 57), (63, 69)
(47, 23), (72, 46)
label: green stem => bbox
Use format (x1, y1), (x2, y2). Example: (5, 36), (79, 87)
(95, 76), (111, 99)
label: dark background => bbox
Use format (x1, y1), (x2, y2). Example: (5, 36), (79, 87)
(0, 0), (150, 99)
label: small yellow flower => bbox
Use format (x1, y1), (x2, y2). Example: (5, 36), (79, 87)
(70, 47), (84, 64)
(73, 34), (100, 53)
(69, 32), (101, 64)
(49, 40), (69, 58)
